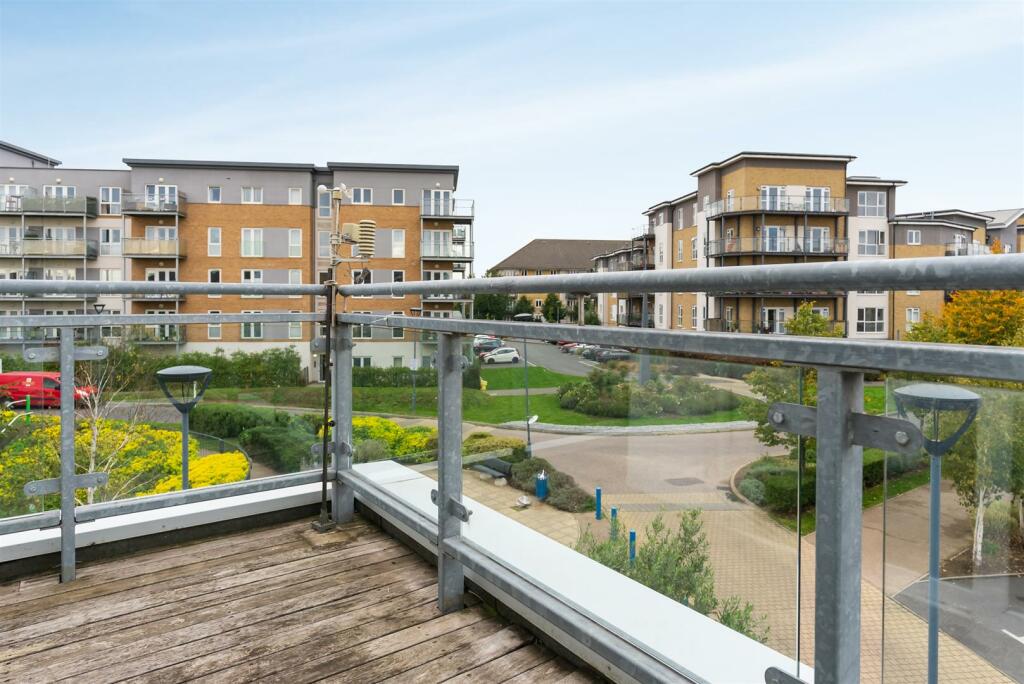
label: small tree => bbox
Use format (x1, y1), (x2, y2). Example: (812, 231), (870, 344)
(907, 290), (1024, 346)
(542, 293), (566, 323)
(784, 302), (844, 338)
(512, 296), (533, 318)
(473, 293), (511, 320)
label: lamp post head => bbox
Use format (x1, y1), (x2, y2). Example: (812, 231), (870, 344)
(156, 365), (213, 414)
(893, 383), (981, 457)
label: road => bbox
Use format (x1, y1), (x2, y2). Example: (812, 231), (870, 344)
(504, 339), (597, 377)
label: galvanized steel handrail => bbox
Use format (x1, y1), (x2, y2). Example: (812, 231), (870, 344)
(0, 279), (328, 297)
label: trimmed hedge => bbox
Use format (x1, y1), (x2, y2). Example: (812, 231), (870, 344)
(508, 457), (595, 513)
(351, 364), (481, 390)
(190, 404), (291, 439)
(240, 423), (317, 472)
(462, 432), (527, 462)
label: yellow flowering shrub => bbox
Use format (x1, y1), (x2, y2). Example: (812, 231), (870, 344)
(351, 416), (436, 457)
(140, 451), (250, 495)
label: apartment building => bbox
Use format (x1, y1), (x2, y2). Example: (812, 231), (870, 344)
(591, 231), (654, 327)
(490, 239), (624, 320)
(0, 141), (473, 377)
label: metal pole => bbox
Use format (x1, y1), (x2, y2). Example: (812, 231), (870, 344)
(332, 323), (354, 523)
(314, 291), (334, 531)
(814, 367), (864, 683)
(411, 332), (418, 415)
(796, 367), (804, 676)
(58, 327), (76, 582)
(523, 337), (531, 457)
(927, 408), (940, 684)
(180, 410), (190, 490)
(638, 295), (650, 384)
(437, 332), (465, 613)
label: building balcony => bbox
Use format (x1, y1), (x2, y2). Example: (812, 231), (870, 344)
(0, 193), (98, 217)
(421, 292), (473, 303)
(707, 195), (849, 218)
(126, 292), (185, 302)
(705, 317), (846, 335)
(420, 243), (473, 261)
(0, 238), (98, 258)
(122, 238), (185, 258)
(706, 236), (848, 258)
(123, 324), (183, 344)
(945, 242), (991, 257)
(420, 198), (473, 219)
(121, 192), (188, 217)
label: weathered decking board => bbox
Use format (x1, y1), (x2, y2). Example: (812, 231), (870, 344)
(0, 516), (599, 683)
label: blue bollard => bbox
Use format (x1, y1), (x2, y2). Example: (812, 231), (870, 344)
(535, 470), (548, 500)
(595, 487), (602, 520)
(629, 529), (636, 564)
(610, 506), (618, 540)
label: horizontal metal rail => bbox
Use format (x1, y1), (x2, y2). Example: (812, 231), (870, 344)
(2, 312), (325, 328)
(0, 279), (327, 297)
(0, 470), (328, 535)
(338, 313), (1024, 382)
(338, 254), (1024, 297)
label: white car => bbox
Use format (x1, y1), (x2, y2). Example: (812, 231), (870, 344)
(482, 347), (521, 364)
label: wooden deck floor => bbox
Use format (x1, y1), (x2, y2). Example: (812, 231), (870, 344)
(0, 517), (597, 683)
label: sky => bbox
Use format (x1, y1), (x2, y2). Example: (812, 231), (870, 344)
(1, 0), (1022, 270)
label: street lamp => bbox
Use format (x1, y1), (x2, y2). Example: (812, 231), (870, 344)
(156, 365), (213, 491)
(526, 414), (539, 459)
(92, 302), (105, 343)
(893, 382), (981, 684)
(512, 313), (535, 455)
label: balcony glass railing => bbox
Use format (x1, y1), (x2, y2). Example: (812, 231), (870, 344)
(704, 317), (846, 335)
(944, 242), (991, 257)
(121, 192), (188, 215)
(122, 238), (183, 257)
(0, 193), (98, 216)
(420, 197), (474, 218)
(706, 236), (848, 257)
(5, 238), (99, 258)
(707, 195), (849, 217)
(420, 242), (472, 259)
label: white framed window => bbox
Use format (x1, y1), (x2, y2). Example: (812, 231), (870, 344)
(288, 228), (302, 257)
(763, 226), (788, 252)
(676, 239), (684, 261)
(353, 357), (372, 367)
(392, 356), (403, 368)
(289, 269), (302, 298)
(208, 311), (222, 340)
(856, 307), (885, 333)
(144, 268), (177, 283)
(288, 311), (302, 340)
(43, 185), (76, 199)
(288, 187), (302, 205)
(657, 243), (664, 264)
(690, 237), (697, 260)
(906, 307), (921, 331)
(726, 189), (735, 211)
(241, 269), (263, 298)
(99, 187), (121, 214)
(392, 310), (404, 339)
(144, 184), (176, 207)
(857, 229), (886, 256)
(657, 304), (664, 326)
(857, 191), (886, 217)
(805, 186), (831, 212)
(208, 186), (221, 203)
(391, 229), (405, 258)
(99, 268), (121, 281)
(392, 189), (405, 205)
(907, 290), (920, 296)
(691, 305), (698, 329)
(100, 228), (121, 255)
(241, 228), (263, 257)
(208, 268), (221, 298)
(807, 226), (830, 253)
(207, 227), (221, 257)
(725, 306), (735, 331)
(759, 186), (785, 211)
(241, 311), (262, 339)
(352, 187), (372, 204)
(318, 230), (331, 258)
(676, 304), (683, 326)
(317, 190), (331, 218)
(534, 299), (543, 308)
(353, 311), (372, 339)
(241, 186), (263, 204)
(906, 229), (922, 245)
(811, 306), (830, 318)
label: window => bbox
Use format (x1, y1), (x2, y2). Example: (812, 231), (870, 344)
(288, 187), (302, 205)
(43, 185), (76, 199)
(100, 228), (121, 255)
(99, 187), (121, 214)
(289, 311), (302, 340)
(99, 268), (121, 281)
(145, 225), (176, 241)
(208, 186), (221, 203)
(392, 270), (404, 297)
(391, 229), (405, 258)
(691, 306), (698, 329)
(857, 229), (886, 256)
(906, 307), (921, 331)
(208, 311), (221, 340)
(857, 191), (886, 217)
(676, 239), (684, 261)
(690, 237), (698, 260)
(353, 357), (372, 368)
(812, 306), (830, 318)
(289, 269), (302, 298)
(657, 243), (664, 264)
(392, 189), (405, 205)
(857, 290), (885, 295)
(907, 229), (922, 245)
(208, 269), (221, 298)
(393, 356), (403, 368)
(241, 269), (263, 298)
(657, 304), (664, 326)
(144, 184), (176, 207)
(241, 228), (263, 256)
(759, 186), (785, 211)
(807, 227), (830, 253)
(726, 189), (734, 211)
(856, 307), (885, 333)
(288, 228), (302, 257)
(352, 187), (372, 204)
(317, 189), (332, 218)
(144, 268), (177, 283)
(241, 312), (262, 339)
(208, 227), (221, 257)
(907, 290), (920, 296)
(352, 270), (372, 297)
(763, 226), (788, 252)
(316, 230), (331, 259)
(241, 186), (263, 204)
(353, 312), (372, 339)
(392, 310), (404, 339)
(676, 304), (684, 326)
(805, 187), (831, 212)
(533, 299), (543, 308)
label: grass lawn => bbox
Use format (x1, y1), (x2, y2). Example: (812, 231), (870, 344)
(864, 385), (887, 415)
(479, 366), (578, 390)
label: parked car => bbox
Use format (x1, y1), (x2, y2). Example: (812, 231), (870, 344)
(473, 338), (503, 355)
(481, 347), (521, 364)
(571, 344), (593, 355)
(581, 346), (604, 360)
(0, 371), (96, 409)
(559, 343), (578, 353)
(596, 348), (631, 362)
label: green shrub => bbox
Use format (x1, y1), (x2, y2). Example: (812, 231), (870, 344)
(191, 404), (291, 439)
(507, 457), (594, 512)
(984, 500), (1016, 546)
(555, 369), (739, 419)
(738, 477), (766, 505)
(239, 422), (317, 472)
(348, 363), (480, 390)
(761, 469), (815, 514)
(354, 439), (392, 463)
(462, 433), (526, 462)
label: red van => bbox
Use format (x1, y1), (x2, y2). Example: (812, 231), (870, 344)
(0, 372), (96, 409)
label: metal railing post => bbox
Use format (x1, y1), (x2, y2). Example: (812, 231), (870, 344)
(436, 332), (466, 613)
(332, 322), (354, 523)
(58, 327), (77, 583)
(813, 368), (864, 683)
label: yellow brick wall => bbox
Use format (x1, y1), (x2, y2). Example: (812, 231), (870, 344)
(720, 163), (846, 198)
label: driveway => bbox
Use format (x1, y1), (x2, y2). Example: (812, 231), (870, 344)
(506, 340), (596, 377)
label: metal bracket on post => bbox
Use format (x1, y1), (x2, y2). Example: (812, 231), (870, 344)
(431, 489), (472, 523)
(24, 346), (108, 363)
(309, 337), (328, 355)
(765, 667), (810, 684)
(766, 402), (923, 455)
(24, 472), (109, 497)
